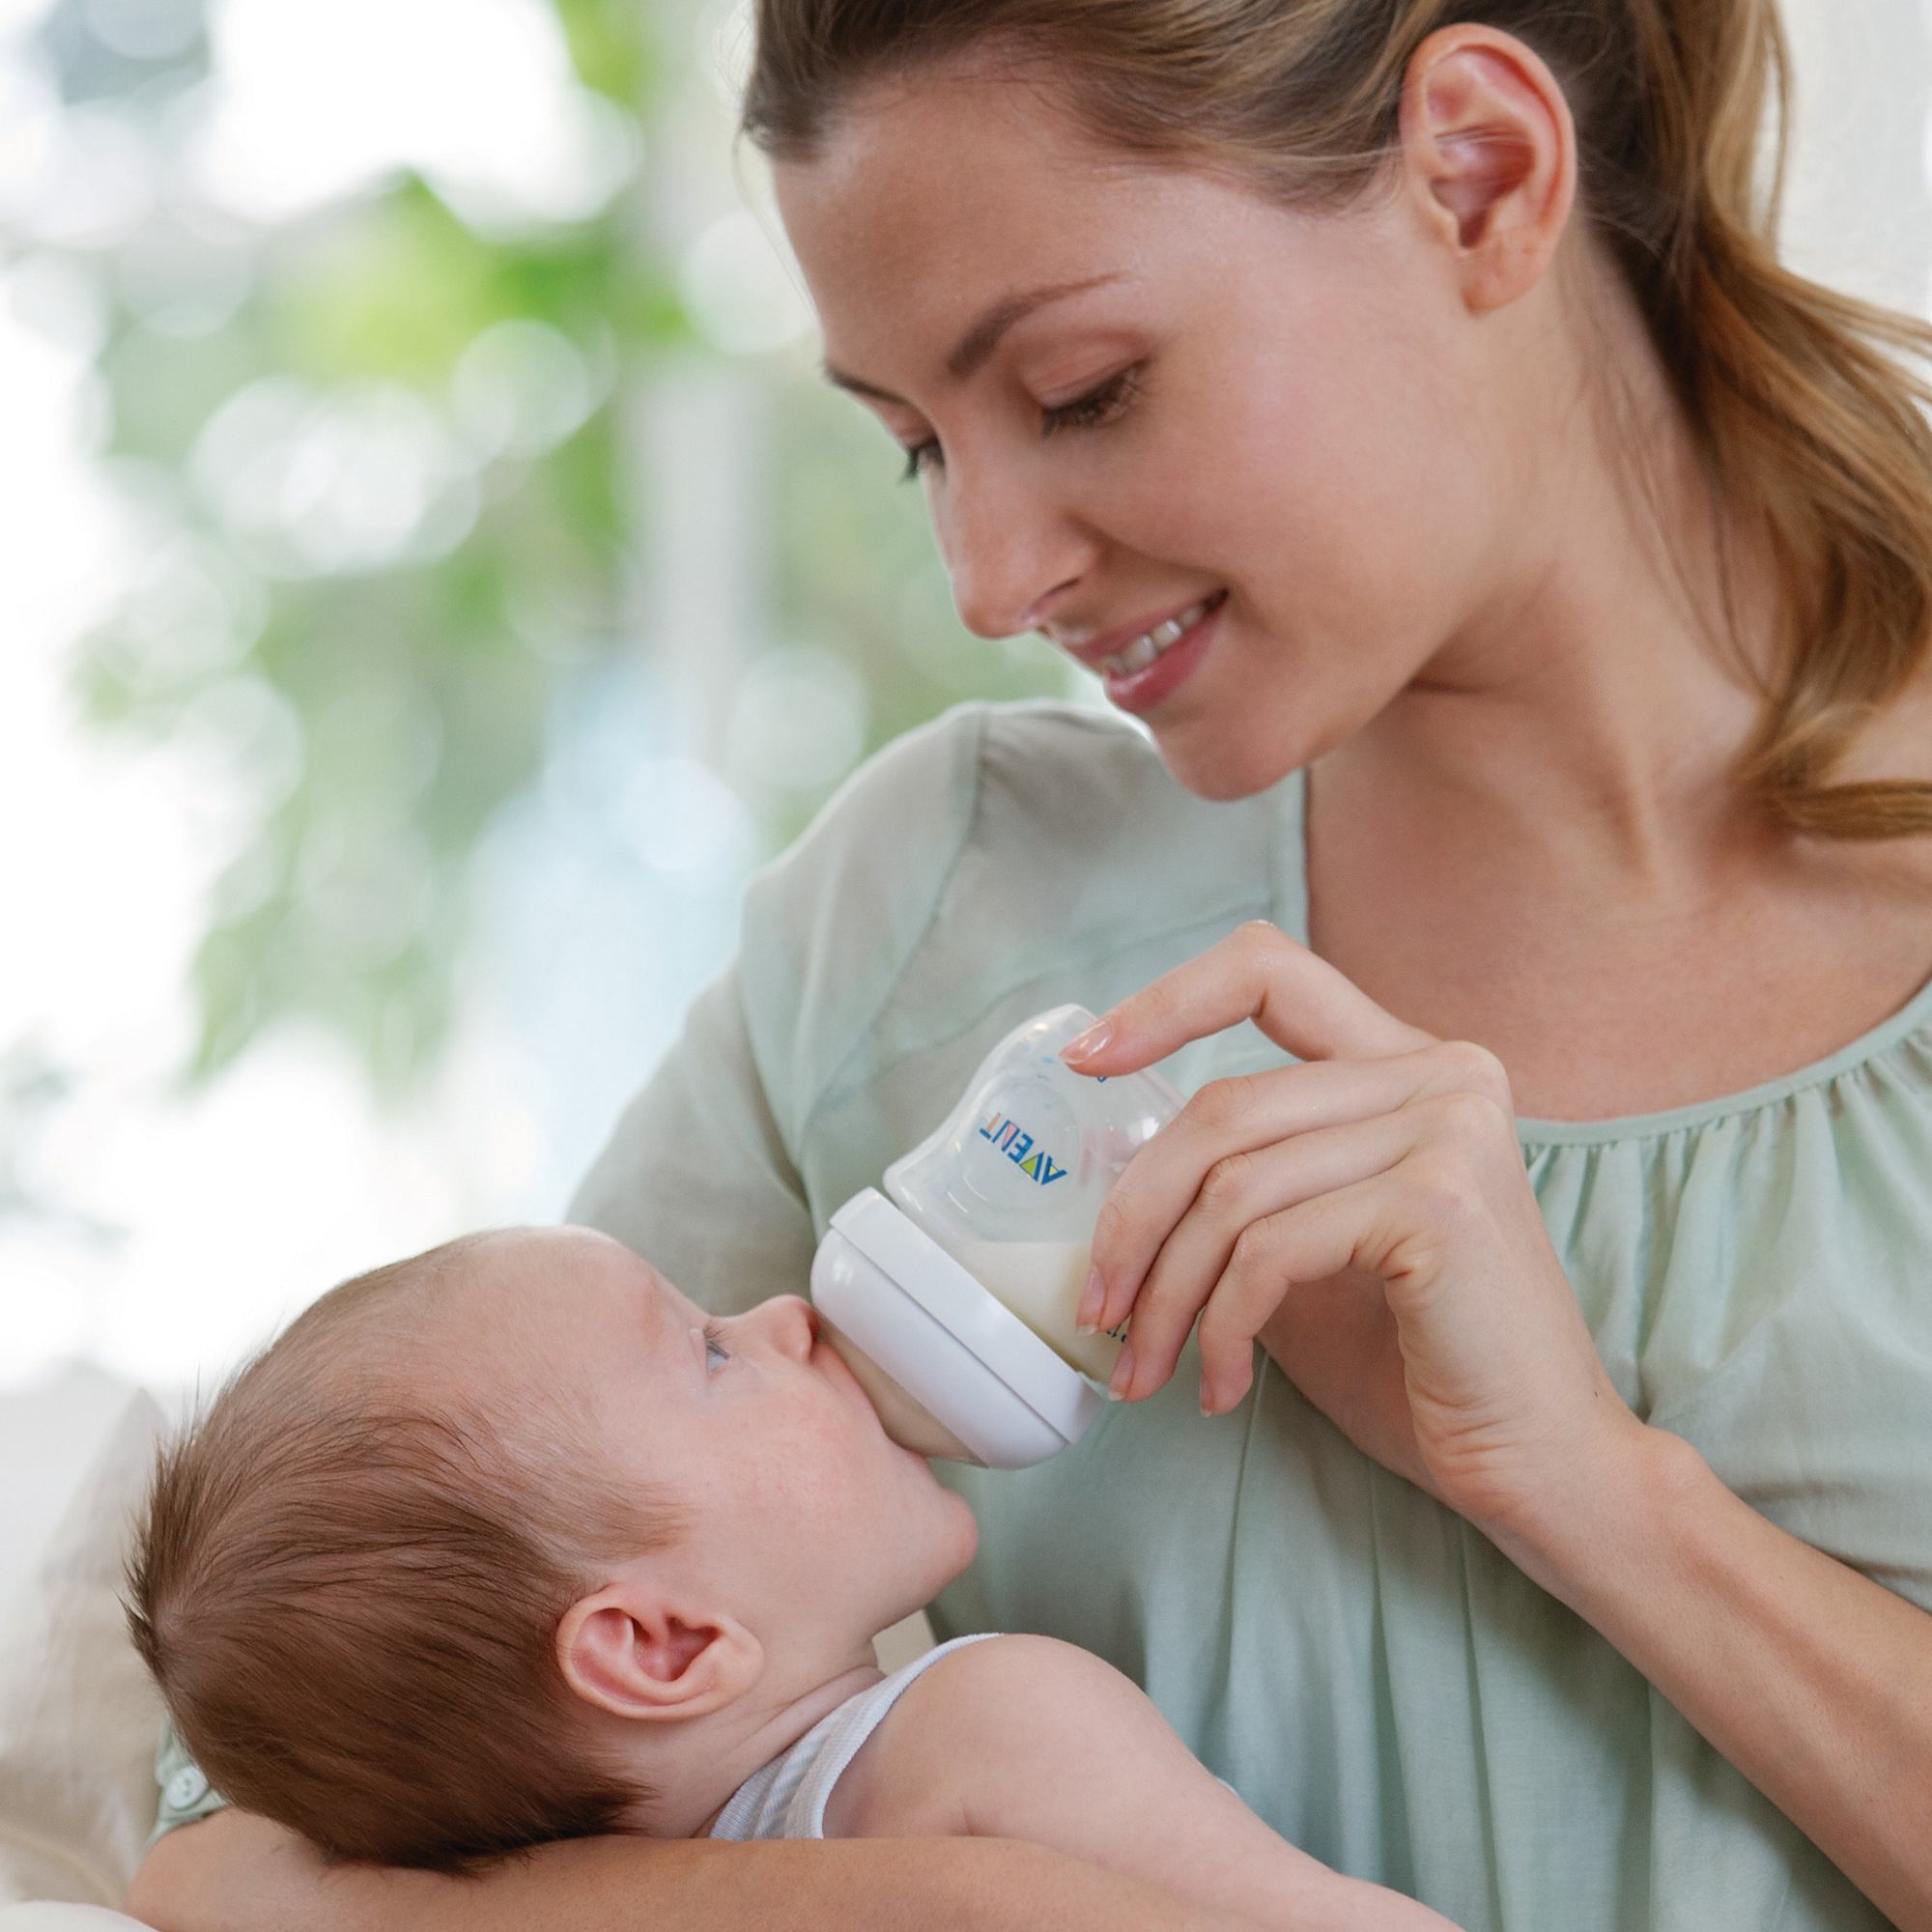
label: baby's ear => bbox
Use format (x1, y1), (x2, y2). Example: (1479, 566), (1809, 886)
(556, 1578), (763, 1722)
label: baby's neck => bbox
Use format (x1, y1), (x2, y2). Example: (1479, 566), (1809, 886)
(630, 1641), (888, 1840)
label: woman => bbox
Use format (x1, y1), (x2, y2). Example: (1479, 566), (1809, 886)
(128, 2), (1932, 1928)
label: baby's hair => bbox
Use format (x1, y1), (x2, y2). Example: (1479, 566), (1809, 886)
(125, 1232), (693, 1873)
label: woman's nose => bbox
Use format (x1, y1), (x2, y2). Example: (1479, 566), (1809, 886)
(936, 468), (1094, 642)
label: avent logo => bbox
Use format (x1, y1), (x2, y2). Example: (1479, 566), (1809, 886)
(978, 1112), (1068, 1185)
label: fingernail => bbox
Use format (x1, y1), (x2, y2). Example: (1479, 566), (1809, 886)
(1200, 1378), (1220, 1418)
(1061, 1020), (1113, 1063)
(1074, 1265), (1104, 1332)
(1107, 1345), (1135, 1401)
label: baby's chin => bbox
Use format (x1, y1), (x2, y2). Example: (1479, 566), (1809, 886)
(946, 1490), (980, 1569)
(920, 1483), (981, 1586)
(873, 1484), (980, 1622)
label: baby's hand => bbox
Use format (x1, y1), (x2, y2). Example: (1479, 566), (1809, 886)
(860, 1634), (1462, 1931)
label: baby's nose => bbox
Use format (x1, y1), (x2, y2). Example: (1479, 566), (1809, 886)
(767, 1293), (818, 1357)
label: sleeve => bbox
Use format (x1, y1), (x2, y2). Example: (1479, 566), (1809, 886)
(148, 1715), (228, 1844)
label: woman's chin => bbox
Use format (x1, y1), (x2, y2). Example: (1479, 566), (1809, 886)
(1151, 723), (1304, 803)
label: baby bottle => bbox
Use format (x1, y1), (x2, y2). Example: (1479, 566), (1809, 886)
(810, 1005), (1185, 1468)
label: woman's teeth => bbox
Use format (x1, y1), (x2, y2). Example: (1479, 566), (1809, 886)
(1100, 593), (1223, 678)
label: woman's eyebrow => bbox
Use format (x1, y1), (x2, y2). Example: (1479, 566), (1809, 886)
(821, 271), (1128, 404)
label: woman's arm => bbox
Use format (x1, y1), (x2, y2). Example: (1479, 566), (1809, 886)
(1495, 1424), (1932, 1932)
(1066, 923), (1932, 1931)
(123, 1808), (1260, 1932)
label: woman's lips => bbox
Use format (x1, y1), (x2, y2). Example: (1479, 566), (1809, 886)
(1101, 591), (1227, 714)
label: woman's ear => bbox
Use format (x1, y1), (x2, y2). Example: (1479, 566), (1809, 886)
(1398, 24), (1577, 315)
(555, 1577), (765, 1723)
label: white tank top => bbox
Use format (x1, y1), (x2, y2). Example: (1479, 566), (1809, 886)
(709, 1632), (1000, 1840)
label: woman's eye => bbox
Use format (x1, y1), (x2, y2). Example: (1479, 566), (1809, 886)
(1039, 365), (1142, 442)
(895, 363), (1146, 484)
(702, 1321), (731, 1372)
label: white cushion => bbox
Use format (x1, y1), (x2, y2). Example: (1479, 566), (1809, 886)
(0, 1386), (168, 1912)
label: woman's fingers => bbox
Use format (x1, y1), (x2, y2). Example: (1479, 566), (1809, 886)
(1063, 920), (1435, 1075)
(1091, 1043), (1514, 1335)
(1047, 924), (1627, 1530)
(1193, 1168), (1416, 1415)
(1107, 1102), (1441, 1406)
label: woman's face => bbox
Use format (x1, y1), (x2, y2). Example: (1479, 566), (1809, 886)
(773, 59), (1547, 801)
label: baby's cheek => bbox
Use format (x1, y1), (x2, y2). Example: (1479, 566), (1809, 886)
(760, 1407), (867, 1520)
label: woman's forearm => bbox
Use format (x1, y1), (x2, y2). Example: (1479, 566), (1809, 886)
(1494, 1424), (1932, 1932)
(124, 1807), (1258, 1932)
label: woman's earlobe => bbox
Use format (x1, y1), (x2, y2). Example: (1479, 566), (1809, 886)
(555, 1581), (763, 1721)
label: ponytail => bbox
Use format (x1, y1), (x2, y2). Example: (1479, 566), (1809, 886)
(1618, 0), (1932, 835)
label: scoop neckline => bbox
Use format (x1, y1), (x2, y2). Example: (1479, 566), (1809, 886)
(1274, 762), (1932, 1149)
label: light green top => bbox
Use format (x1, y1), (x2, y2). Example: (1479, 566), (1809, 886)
(157, 700), (1932, 1930)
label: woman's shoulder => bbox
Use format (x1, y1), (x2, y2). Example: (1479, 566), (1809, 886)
(743, 696), (1276, 939)
(756, 696), (1183, 872)
(734, 698), (1285, 1119)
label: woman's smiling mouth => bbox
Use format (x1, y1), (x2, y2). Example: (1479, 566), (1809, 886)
(1095, 591), (1227, 677)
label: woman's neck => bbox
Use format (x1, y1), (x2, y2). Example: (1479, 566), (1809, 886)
(1343, 322), (1802, 915)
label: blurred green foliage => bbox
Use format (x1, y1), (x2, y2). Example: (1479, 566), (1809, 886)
(34, 0), (1077, 1101)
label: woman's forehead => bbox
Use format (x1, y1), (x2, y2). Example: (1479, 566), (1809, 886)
(776, 93), (1233, 394)
(775, 70), (1147, 280)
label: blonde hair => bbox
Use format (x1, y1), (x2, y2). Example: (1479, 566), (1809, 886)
(125, 1235), (692, 1874)
(743, 0), (1932, 840)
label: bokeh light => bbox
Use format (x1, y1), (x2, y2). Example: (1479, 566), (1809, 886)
(678, 208), (811, 356)
(725, 643), (870, 794)
(451, 318), (604, 461)
(190, 378), (480, 575)
(191, 0), (641, 230)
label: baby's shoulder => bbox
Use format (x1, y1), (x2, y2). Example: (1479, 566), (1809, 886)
(828, 1634), (1124, 1839)
(899, 1630), (1103, 1713)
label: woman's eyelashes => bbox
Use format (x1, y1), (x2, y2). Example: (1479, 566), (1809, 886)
(896, 363), (1147, 483)
(702, 1319), (731, 1372)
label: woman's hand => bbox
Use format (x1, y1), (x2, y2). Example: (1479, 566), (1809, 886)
(1065, 920), (1647, 1546)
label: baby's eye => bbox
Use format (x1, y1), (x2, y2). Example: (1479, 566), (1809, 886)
(702, 1320), (731, 1372)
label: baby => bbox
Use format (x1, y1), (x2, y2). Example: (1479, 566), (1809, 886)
(126, 1226), (1458, 1931)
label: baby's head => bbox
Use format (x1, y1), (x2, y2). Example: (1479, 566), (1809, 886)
(126, 1226), (977, 1870)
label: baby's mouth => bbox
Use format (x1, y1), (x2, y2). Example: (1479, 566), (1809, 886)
(814, 1335), (877, 1424)
(816, 1322), (964, 1462)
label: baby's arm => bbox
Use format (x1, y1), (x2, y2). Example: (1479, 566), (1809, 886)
(848, 1635), (1462, 1932)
